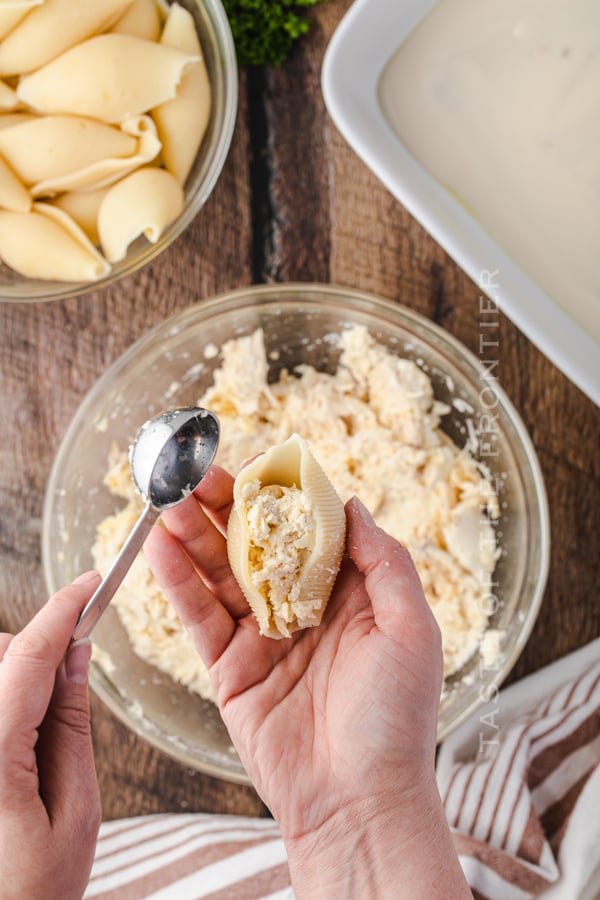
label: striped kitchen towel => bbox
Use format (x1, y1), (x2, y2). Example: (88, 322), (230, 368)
(84, 813), (293, 899)
(85, 639), (599, 899)
(437, 638), (600, 900)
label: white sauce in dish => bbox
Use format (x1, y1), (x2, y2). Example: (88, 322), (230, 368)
(379, 0), (600, 345)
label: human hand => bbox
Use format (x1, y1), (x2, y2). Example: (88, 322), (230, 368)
(0, 572), (102, 900)
(145, 467), (470, 897)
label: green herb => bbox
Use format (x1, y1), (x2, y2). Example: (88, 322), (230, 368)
(222, 0), (326, 67)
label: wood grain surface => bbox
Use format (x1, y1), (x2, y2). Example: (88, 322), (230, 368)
(0, 1), (598, 823)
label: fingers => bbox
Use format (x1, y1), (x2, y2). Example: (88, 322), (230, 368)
(0, 572), (100, 812)
(158, 468), (248, 619)
(191, 465), (235, 533)
(144, 523), (237, 668)
(346, 497), (440, 647)
(0, 633), (13, 661)
(0, 572), (101, 740)
(36, 638), (101, 835)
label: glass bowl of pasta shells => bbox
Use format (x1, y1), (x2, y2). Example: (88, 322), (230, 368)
(42, 284), (550, 783)
(0, 0), (237, 302)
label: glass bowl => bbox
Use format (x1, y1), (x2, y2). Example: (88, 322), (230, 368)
(0, 0), (237, 303)
(42, 283), (550, 784)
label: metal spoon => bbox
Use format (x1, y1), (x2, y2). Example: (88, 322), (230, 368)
(72, 406), (220, 642)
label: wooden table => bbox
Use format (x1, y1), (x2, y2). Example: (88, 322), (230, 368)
(0, 1), (598, 823)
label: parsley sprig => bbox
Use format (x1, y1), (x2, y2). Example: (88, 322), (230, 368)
(222, 0), (326, 67)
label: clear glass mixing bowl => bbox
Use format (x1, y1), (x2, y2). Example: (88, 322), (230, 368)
(42, 284), (550, 783)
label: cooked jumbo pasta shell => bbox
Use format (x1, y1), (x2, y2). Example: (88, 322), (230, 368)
(51, 187), (110, 246)
(0, 4), (42, 42)
(152, 3), (210, 185)
(111, 0), (161, 41)
(0, 0), (135, 75)
(0, 115), (138, 190)
(0, 113), (34, 130)
(0, 114), (161, 198)
(97, 166), (184, 262)
(227, 433), (346, 639)
(0, 79), (19, 110)
(0, 153), (30, 212)
(16, 33), (199, 124)
(0, 202), (110, 281)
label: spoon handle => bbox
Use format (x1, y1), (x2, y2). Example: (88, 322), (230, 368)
(72, 502), (161, 642)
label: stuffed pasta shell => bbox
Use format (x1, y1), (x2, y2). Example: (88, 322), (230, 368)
(227, 434), (346, 639)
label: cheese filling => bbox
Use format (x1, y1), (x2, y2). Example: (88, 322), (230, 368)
(243, 480), (316, 626)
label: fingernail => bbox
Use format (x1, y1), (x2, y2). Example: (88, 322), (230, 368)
(350, 496), (375, 525)
(73, 570), (101, 585)
(65, 639), (92, 684)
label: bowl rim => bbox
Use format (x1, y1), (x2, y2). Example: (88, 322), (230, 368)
(0, 0), (239, 303)
(42, 281), (551, 775)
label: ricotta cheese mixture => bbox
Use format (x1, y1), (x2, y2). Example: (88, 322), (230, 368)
(92, 326), (500, 702)
(244, 481), (316, 616)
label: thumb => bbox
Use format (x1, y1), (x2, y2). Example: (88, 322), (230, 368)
(65, 638), (93, 686)
(37, 638), (100, 830)
(346, 496), (440, 648)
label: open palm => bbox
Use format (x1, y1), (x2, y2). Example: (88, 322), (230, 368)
(144, 466), (443, 844)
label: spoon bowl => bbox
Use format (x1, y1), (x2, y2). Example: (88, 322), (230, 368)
(72, 406), (219, 641)
(131, 407), (221, 509)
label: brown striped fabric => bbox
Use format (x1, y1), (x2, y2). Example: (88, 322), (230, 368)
(437, 640), (600, 899)
(85, 641), (599, 899)
(85, 814), (293, 899)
